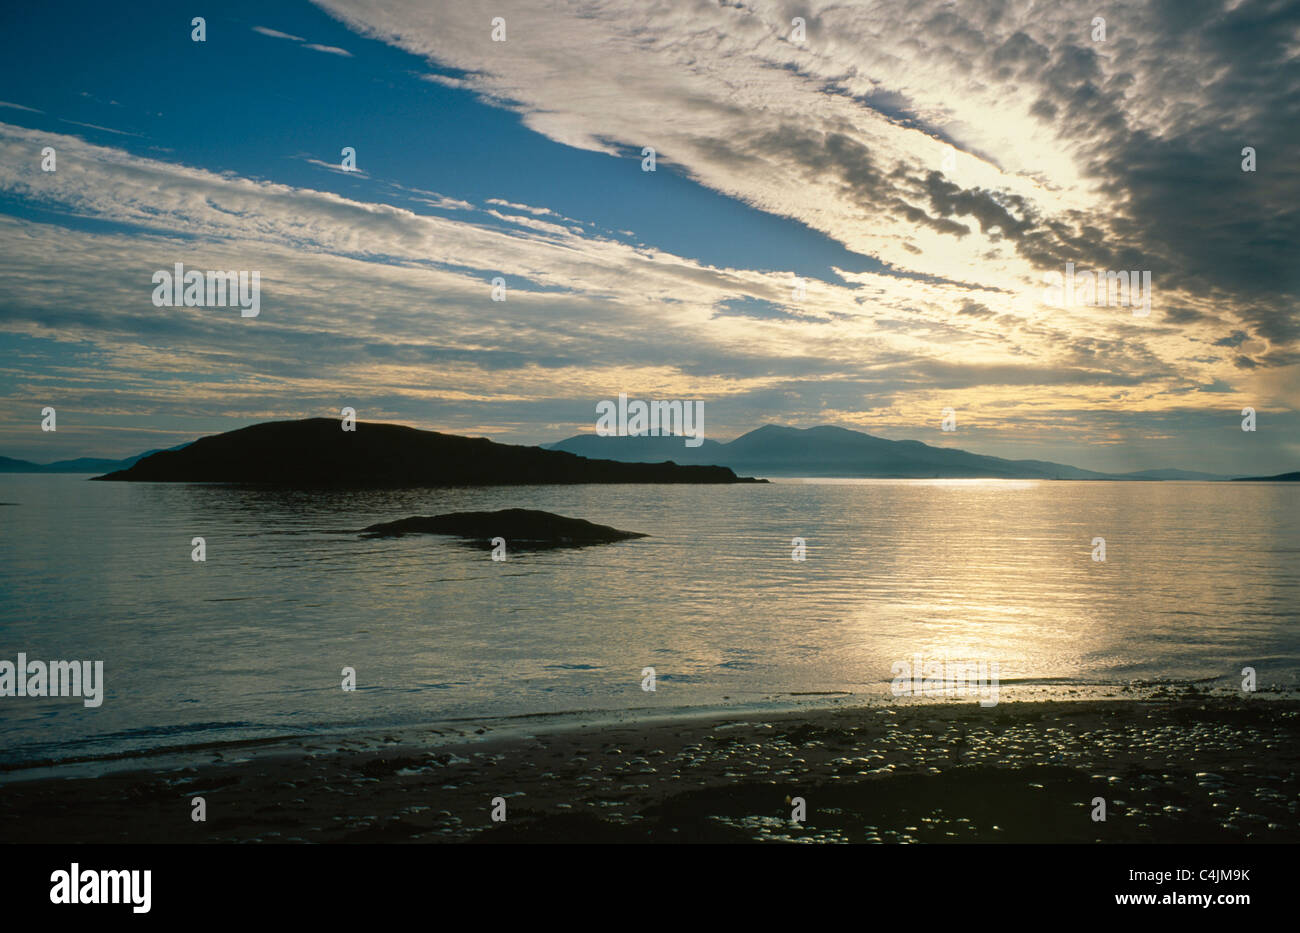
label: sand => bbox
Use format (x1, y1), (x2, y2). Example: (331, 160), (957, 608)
(2, 697), (1296, 843)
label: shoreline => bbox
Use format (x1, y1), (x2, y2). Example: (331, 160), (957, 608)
(5, 680), (1292, 782)
(3, 695), (1297, 843)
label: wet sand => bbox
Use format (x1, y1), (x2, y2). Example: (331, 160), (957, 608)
(2, 697), (1297, 843)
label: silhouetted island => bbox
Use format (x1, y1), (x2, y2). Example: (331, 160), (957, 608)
(360, 509), (647, 549)
(1231, 471), (1300, 482)
(91, 418), (763, 486)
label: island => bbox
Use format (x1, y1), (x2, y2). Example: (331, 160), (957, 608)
(359, 509), (647, 549)
(91, 418), (765, 486)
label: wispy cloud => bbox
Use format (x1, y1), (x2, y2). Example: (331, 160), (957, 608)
(303, 43), (353, 57)
(58, 118), (142, 137)
(252, 25), (351, 57)
(301, 155), (369, 178)
(486, 198), (555, 217)
(252, 26), (306, 42)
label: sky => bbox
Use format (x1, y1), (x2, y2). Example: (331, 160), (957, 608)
(0, 0), (1296, 474)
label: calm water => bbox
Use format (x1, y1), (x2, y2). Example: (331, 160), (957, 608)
(1, 475), (1297, 768)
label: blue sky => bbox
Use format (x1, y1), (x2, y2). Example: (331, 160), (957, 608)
(0, 0), (1296, 473)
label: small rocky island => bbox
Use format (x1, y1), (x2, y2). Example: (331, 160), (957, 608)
(92, 418), (764, 486)
(360, 509), (647, 550)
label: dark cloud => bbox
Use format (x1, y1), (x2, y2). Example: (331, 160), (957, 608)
(957, 300), (996, 318)
(1213, 331), (1249, 347)
(740, 1), (1300, 346)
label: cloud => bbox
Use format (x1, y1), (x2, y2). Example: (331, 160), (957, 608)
(420, 73), (470, 90)
(1213, 331), (1250, 348)
(486, 198), (554, 216)
(302, 156), (370, 178)
(304, 44), (353, 57)
(253, 26), (306, 41)
(313, 0), (1298, 348)
(58, 118), (142, 137)
(252, 25), (352, 56)
(411, 194), (473, 211)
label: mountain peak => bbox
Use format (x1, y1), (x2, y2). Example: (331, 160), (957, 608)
(735, 423), (883, 441)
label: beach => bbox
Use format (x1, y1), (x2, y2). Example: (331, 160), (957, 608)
(4, 695), (1297, 844)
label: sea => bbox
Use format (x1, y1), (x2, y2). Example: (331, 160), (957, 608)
(1, 474), (1297, 771)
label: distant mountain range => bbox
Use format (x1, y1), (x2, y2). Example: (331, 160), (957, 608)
(0, 445), (189, 474)
(545, 424), (1240, 481)
(91, 419), (761, 486)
